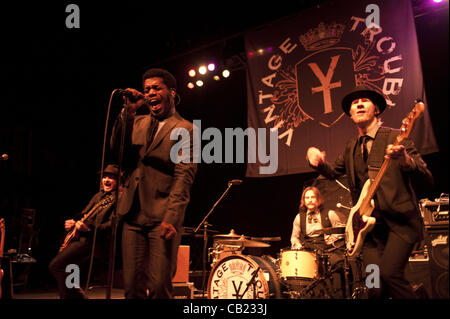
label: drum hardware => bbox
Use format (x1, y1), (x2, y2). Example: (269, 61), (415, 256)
(238, 266), (261, 299)
(213, 229), (246, 239)
(310, 227), (345, 235)
(209, 242), (244, 267)
(182, 226), (219, 238)
(250, 236), (281, 242)
(193, 181), (241, 298)
(218, 237), (271, 248)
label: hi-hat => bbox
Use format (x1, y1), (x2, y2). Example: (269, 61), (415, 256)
(213, 229), (246, 238)
(250, 236), (281, 242)
(219, 236), (270, 248)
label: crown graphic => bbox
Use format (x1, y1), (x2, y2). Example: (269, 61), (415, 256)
(299, 22), (345, 51)
(229, 260), (247, 274)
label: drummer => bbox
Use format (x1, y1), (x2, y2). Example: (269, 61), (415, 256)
(290, 186), (345, 250)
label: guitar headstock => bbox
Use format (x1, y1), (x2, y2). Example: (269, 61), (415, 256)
(0, 218), (4, 231)
(397, 99), (425, 143)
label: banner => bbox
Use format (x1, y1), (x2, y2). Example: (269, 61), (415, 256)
(245, 0), (438, 177)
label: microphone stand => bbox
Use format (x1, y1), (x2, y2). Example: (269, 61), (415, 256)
(105, 97), (129, 299)
(239, 266), (260, 299)
(194, 181), (236, 298)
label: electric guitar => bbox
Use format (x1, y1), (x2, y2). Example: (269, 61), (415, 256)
(0, 218), (5, 299)
(345, 100), (425, 257)
(59, 195), (114, 252)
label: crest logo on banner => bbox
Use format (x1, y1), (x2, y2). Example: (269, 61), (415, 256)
(245, 0), (437, 177)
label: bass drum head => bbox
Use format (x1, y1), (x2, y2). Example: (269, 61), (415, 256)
(207, 255), (281, 299)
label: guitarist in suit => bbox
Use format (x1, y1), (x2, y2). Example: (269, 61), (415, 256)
(110, 68), (197, 299)
(306, 86), (433, 299)
(48, 164), (118, 299)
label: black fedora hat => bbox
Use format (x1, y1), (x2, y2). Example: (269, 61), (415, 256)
(341, 86), (387, 116)
(101, 164), (119, 177)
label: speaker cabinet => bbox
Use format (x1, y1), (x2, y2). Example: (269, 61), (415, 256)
(424, 227), (449, 299)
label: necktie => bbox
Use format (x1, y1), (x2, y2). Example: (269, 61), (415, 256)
(146, 116), (159, 148)
(360, 135), (370, 162)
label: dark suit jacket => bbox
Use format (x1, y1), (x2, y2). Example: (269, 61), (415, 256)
(314, 127), (433, 244)
(111, 111), (197, 229)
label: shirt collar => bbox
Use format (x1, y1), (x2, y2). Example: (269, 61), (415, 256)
(361, 123), (380, 140)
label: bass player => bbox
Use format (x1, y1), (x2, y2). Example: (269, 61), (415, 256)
(306, 86), (433, 299)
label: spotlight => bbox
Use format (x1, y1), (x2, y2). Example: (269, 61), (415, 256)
(196, 80), (204, 87)
(222, 69), (230, 78)
(433, 0), (443, 3)
(199, 65), (207, 75)
(213, 75), (220, 81)
(208, 63), (216, 71)
(188, 69), (196, 77)
(187, 82), (195, 89)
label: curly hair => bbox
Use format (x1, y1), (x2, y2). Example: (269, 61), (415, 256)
(142, 68), (177, 91)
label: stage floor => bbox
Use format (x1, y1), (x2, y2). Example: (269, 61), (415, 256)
(11, 287), (125, 299)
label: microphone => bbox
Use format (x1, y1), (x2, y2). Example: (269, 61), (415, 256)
(1, 153), (8, 161)
(228, 179), (243, 186)
(116, 89), (150, 103)
(336, 202), (351, 210)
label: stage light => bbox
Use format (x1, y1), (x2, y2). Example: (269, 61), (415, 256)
(208, 63), (216, 71)
(187, 82), (195, 89)
(196, 80), (204, 87)
(188, 69), (196, 77)
(199, 65), (207, 75)
(433, 0), (443, 3)
(213, 75), (220, 81)
(222, 69), (230, 78)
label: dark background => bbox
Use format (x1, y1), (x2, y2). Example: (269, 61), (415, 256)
(0, 0), (448, 289)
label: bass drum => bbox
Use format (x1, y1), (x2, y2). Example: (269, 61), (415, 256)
(207, 255), (282, 299)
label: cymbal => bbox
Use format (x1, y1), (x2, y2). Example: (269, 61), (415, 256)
(219, 237), (271, 248)
(311, 227), (345, 235)
(250, 236), (281, 242)
(213, 229), (245, 238)
(182, 226), (220, 237)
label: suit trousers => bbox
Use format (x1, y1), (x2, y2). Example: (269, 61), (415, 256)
(121, 221), (181, 299)
(48, 237), (90, 299)
(362, 221), (417, 299)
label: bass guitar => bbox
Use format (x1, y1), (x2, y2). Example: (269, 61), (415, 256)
(59, 195), (114, 252)
(345, 100), (425, 257)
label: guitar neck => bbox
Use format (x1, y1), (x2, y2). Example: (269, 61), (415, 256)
(80, 196), (110, 222)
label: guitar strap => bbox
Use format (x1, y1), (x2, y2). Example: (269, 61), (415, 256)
(367, 127), (391, 180)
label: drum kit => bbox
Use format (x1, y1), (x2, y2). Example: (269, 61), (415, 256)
(205, 228), (367, 299)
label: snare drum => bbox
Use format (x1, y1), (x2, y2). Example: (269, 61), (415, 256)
(207, 255), (282, 299)
(279, 249), (320, 281)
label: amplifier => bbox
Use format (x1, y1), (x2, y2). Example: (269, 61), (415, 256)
(420, 195), (449, 227)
